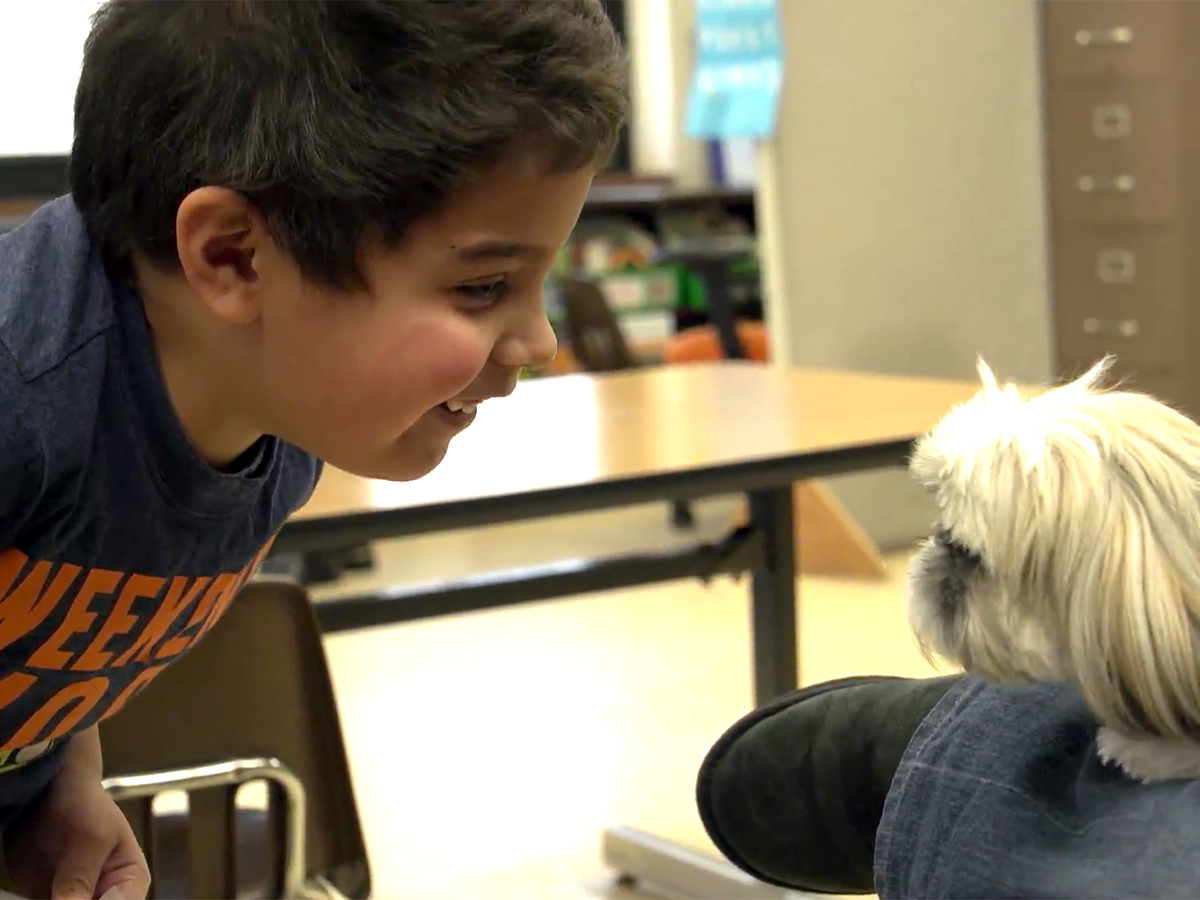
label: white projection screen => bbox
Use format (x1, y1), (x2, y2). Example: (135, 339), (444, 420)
(1, 1), (104, 158)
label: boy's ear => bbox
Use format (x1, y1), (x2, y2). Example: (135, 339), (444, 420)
(174, 187), (269, 325)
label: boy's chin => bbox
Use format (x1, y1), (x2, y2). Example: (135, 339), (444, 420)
(320, 433), (452, 483)
(373, 438), (452, 483)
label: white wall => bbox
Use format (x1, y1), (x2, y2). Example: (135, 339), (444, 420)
(761, 0), (1053, 548)
(1, 1), (103, 157)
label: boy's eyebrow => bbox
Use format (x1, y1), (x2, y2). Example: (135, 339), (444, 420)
(452, 241), (546, 262)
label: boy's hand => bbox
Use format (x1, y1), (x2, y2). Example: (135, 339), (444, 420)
(4, 729), (149, 900)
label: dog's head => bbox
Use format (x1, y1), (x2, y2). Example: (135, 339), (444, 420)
(908, 357), (1200, 740)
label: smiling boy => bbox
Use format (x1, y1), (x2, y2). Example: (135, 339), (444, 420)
(0, 2), (626, 897)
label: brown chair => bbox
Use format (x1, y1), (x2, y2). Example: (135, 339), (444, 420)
(99, 579), (371, 900)
(558, 277), (697, 528)
(558, 278), (638, 372)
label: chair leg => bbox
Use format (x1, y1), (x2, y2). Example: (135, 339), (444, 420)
(259, 545), (376, 587)
(602, 826), (803, 899)
(339, 544), (375, 572)
(670, 500), (696, 530)
(297, 874), (353, 900)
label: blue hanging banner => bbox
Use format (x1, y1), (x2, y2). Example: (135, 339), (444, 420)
(685, 0), (783, 140)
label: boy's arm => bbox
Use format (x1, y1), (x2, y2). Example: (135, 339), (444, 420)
(4, 725), (150, 900)
(62, 726), (102, 781)
(0, 354), (146, 897)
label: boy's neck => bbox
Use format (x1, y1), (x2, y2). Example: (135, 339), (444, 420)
(133, 259), (266, 471)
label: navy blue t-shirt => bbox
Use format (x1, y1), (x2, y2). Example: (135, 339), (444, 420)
(0, 197), (319, 816)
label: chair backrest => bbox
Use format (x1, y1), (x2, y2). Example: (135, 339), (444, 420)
(99, 579), (370, 900)
(661, 321), (769, 366)
(558, 278), (637, 372)
(654, 248), (754, 361)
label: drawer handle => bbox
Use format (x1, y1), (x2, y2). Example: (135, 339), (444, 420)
(1096, 248), (1135, 284)
(1078, 174), (1136, 193)
(1083, 317), (1139, 338)
(1075, 26), (1133, 46)
(1092, 103), (1131, 139)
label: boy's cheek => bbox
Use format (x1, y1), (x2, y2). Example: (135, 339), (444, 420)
(375, 315), (494, 400)
(276, 310), (493, 440)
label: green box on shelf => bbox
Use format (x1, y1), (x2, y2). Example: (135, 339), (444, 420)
(671, 256), (760, 313)
(594, 266), (679, 314)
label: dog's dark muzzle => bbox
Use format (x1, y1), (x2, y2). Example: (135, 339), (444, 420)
(934, 528), (983, 567)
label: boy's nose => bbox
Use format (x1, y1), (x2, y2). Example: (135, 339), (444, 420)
(494, 312), (558, 370)
(526, 313), (558, 368)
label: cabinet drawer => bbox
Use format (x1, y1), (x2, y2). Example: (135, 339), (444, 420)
(1056, 356), (1188, 412)
(1044, 0), (1180, 83)
(1055, 301), (1185, 371)
(1046, 84), (1180, 225)
(1053, 228), (1187, 371)
(1052, 228), (1185, 313)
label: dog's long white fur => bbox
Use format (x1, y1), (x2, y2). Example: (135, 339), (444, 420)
(907, 356), (1200, 782)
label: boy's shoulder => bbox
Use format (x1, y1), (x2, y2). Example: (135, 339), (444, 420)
(0, 198), (118, 543)
(0, 197), (115, 387)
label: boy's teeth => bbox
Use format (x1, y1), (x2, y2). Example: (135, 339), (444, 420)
(444, 399), (478, 414)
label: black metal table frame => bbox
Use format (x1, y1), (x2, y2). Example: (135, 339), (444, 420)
(276, 436), (913, 709)
(274, 437), (914, 899)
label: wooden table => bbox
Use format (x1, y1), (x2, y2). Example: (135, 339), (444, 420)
(281, 361), (976, 699)
(276, 360), (981, 899)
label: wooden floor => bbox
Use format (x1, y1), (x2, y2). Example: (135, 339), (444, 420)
(311, 497), (942, 900)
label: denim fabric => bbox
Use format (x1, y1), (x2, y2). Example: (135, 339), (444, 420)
(875, 677), (1200, 899)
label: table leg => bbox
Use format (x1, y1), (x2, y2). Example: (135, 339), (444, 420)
(601, 826), (812, 899)
(601, 484), (808, 899)
(748, 485), (799, 704)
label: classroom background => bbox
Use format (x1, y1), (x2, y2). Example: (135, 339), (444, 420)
(0, 1), (1173, 898)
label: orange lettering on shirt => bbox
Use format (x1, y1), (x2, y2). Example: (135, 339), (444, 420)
(73, 574), (164, 672)
(156, 573), (236, 659)
(197, 545), (273, 639)
(0, 548), (28, 597)
(0, 672), (37, 712)
(26, 568), (121, 671)
(99, 665), (165, 720)
(3, 676), (109, 750)
(0, 551), (80, 653)
(111, 576), (208, 668)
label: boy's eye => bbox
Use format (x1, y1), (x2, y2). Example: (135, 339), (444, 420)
(455, 279), (509, 303)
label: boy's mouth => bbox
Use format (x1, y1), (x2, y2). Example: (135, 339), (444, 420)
(440, 399), (479, 416)
(431, 398), (480, 431)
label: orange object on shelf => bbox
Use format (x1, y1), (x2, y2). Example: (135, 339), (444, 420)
(661, 321), (769, 364)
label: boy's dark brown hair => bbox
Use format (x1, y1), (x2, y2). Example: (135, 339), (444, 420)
(69, 0), (628, 288)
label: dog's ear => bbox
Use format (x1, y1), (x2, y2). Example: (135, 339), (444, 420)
(1062, 404), (1200, 741)
(976, 356), (998, 392)
(975, 357), (1022, 403)
(1067, 355), (1115, 394)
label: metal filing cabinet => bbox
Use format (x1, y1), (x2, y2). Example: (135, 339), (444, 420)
(1042, 0), (1200, 412)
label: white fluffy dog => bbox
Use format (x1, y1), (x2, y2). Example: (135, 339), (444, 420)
(907, 356), (1200, 782)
